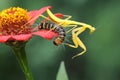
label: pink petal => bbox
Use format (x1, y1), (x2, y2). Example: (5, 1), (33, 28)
(0, 36), (11, 43)
(12, 34), (32, 41)
(33, 30), (58, 40)
(28, 6), (52, 25)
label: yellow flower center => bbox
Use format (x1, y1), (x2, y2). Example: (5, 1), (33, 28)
(0, 7), (32, 35)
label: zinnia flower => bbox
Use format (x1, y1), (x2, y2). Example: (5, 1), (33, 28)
(0, 6), (58, 43)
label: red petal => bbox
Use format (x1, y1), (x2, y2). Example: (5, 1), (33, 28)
(28, 6), (52, 25)
(0, 36), (11, 43)
(42, 13), (64, 22)
(33, 30), (58, 40)
(54, 13), (64, 18)
(12, 34), (32, 41)
(0, 34), (32, 43)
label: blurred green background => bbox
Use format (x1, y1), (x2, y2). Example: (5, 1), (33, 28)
(0, 0), (120, 80)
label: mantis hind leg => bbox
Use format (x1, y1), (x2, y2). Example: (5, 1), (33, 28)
(63, 15), (72, 20)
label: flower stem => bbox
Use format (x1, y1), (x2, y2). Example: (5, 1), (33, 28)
(11, 42), (33, 80)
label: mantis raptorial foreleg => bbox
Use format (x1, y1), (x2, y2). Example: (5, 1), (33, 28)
(65, 27), (87, 58)
(40, 9), (95, 58)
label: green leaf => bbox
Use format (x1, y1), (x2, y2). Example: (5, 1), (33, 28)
(56, 61), (69, 80)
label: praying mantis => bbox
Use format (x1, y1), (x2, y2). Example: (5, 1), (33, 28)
(41, 9), (95, 58)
